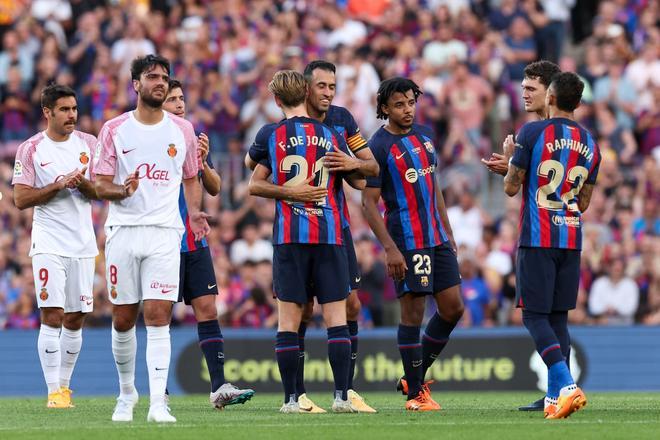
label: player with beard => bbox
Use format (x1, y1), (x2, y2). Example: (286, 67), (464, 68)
(94, 55), (210, 423)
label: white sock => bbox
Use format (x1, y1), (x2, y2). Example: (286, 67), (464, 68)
(112, 326), (137, 398)
(146, 325), (171, 405)
(59, 327), (82, 389)
(38, 324), (61, 394)
(559, 383), (578, 397)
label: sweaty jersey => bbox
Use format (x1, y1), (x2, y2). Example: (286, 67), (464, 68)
(180, 154), (213, 252)
(249, 116), (350, 245)
(511, 117), (601, 250)
(12, 130), (98, 258)
(323, 105), (368, 229)
(366, 124), (449, 251)
(94, 111), (200, 232)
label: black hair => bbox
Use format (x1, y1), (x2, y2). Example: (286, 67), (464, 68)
(41, 83), (76, 109)
(303, 60), (336, 82)
(549, 72), (584, 112)
(376, 77), (423, 120)
(130, 54), (170, 81)
(168, 78), (183, 91)
(523, 60), (561, 88)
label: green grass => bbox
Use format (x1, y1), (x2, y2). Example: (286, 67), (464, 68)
(1, 392), (659, 440)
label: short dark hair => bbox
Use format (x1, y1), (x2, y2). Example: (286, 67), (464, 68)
(523, 60), (561, 88)
(130, 54), (170, 81)
(303, 60), (336, 82)
(41, 84), (76, 109)
(549, 72), (584, 112)
(376, 77), (423, 120)
(168, 78), (183, 91)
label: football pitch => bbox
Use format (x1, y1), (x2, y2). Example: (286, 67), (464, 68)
(1, 392), (659, 440)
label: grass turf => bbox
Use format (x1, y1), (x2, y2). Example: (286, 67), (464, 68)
(1, 392), (659, 440)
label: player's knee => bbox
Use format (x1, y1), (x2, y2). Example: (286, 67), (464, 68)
(346, 294), (361, 321)
(113, 317), (135, 332)
(193, 303), (218, 322)
(447, 302), (464, 323)
(41, 309), (64, 328)
(63, 312), (86, 330)
(400, 303), (425, 326)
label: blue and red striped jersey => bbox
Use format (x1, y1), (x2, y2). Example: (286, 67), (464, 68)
(179, 155), (213, 253)
(366, 124), (449, 251)
(248, 116), (350, 245)
(323, 105), (368, 229)
(511, 117), (601, 250)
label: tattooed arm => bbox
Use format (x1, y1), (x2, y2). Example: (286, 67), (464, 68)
(503, 161), (526, 197)
(577, 183), (595, 213)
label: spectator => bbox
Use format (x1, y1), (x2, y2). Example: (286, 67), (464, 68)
(588, 256), (640, 325)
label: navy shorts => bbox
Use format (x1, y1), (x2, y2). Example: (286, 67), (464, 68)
(396, 242), (461, 297)
(515, 247), (581, 313)
(343, 227), (361, 290)
(273, 244), (350, 305)
(178, 247), (218, 305)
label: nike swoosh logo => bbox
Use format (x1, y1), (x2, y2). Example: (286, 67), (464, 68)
(66, 350), (80, 355)
(412, 360), (422, 367)
(116, 360), (130, 365)
(355, 277), (361, 283)
(45, 349), (59, 354)
(161, 289), (173, 294)
(122, 148), (136, 154)
(395, 152), (406, 159)
(86, 300), (93, 305)
(208, 284), (217, 289)
(40, 162), (53, 167)
(155, 367), (168, 371)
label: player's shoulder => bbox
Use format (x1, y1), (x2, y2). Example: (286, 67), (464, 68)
(100, 112), (131, 133)
(18, 132), (46, 152)
(327, 105), (356, 123)
(412, 123), (434, 139)
(367, 126), (391, 148)
(167, 112), (195, 134)
(256, 122), (279, 140)
(72, 130), (97, 145)
(517, 119), (548, 142)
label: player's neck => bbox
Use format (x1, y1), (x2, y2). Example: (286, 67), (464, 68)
(384, 122), (412, 135)
(45, 127), (70, 142)
(535, 108), (548, 120)
(283, 104), (309, 119)
(306, 104), (326, 122)
(134, 103), (165, 125)
(547, 107), (574, 120)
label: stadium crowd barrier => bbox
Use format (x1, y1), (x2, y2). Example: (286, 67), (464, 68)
(1, 326), (658, 395)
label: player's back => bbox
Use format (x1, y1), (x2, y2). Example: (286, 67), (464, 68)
(250, 116), (349, 245)
(513, 117), (601, 249)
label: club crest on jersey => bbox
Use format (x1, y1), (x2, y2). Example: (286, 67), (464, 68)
(40, 288), (48, 301)
(420, 276), (429, 287)
(79, 152), (89, 165)
(167, 143), (177, 157)
(424, 141), (434, 153)
(110, 285), (118, 299)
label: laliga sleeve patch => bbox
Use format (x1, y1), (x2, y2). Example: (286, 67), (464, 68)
(13, 160), (23, 177)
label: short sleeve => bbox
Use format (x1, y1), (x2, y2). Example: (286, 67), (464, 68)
(11, 140), (37, 187)
(342, 109), (367, 153)
(586, 142), (601, 185)
(366, 137), (388, 188)
(248, 125), (273, 170)
(93, 123), (118, 176)
(182, 124), (200, 180)
(510, 123), (533, 171)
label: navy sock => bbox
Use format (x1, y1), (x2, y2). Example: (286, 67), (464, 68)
(276, 332), (299, 403)
(347, 320), (358, 390)
(522, 310), (572, 398)
(549, 311), (571, 370)
(421, 312), (456, 379)
(398, 324), (422, 399)
(198, 320), (225, 392)
(295, 322), (307, 397)
(327, 325), (351, 400)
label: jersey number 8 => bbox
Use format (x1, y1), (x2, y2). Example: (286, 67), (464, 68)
(536, 160), (588, 212)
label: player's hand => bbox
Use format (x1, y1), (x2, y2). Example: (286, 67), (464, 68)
(123, 170), (139, 198)
(386, 247), (408, 281)
(198, 133), (210, 162)
(502, 134), (515, 158)
(481, 153), (509, 176)
(287, 175), (327, 203)
(189, 211), (212, 241)
(58, 167), (87, 190)
(323, 148), (360, 173)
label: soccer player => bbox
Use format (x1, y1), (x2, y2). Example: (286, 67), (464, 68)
(362, 77), (464, 411)
(482, 60), (561, 412)
(162, 79), (254, 409)
(12, 84), (97, 409)
(502, 72), (600, 419)
(482, 61), (561, 176)
(247, 70), (364, 413)
(94, 55), (210, 423)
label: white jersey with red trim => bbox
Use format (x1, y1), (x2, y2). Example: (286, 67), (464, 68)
(11, 130), (98, 258)
(93, 110), (200, 232)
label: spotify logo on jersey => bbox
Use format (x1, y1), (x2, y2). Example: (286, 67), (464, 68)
(405, 168), (418, 183)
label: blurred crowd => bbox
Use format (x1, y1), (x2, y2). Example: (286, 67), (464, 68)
(0, 0), (658, 330)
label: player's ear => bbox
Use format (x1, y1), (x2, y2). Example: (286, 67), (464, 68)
(42, 106), (50, 120)
(132, 78), (140, 94)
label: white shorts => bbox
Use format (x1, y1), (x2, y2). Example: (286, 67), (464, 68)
(105, 225), (181, 305)
(32, 254), (95, 313)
